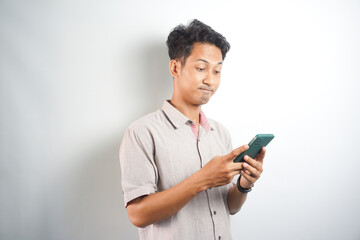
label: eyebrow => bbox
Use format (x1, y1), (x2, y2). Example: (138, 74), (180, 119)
(195, 59), (223, 65)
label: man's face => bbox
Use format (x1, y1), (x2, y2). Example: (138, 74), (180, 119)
(175, 42), (223, 106)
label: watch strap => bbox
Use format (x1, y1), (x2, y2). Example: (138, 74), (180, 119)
(236, 174), (252, 193)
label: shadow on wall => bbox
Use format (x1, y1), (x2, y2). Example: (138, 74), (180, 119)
(62, 41), (171, 240)
(134, 39), (173, 116)
(142, 40), (173, 112)
(56, 136), (136, 240)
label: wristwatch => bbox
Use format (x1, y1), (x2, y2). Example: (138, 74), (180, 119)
(236, 174), (253, 193)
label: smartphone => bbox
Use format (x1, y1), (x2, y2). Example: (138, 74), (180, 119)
(233, 134), (274, 163)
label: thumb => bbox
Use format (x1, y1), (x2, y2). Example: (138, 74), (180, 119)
(224, 144), (249, 161)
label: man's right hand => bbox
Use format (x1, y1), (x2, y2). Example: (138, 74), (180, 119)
(199, 144), (249, 189)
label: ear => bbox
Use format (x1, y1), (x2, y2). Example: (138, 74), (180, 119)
(169, 59), (181, 79)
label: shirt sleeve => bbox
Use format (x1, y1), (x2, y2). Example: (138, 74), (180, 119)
(119, 127), (158, 207)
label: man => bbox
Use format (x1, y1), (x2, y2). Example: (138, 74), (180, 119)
(119, 19), (266, 240)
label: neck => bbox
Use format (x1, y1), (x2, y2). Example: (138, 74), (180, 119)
(169, 98), (201, 126)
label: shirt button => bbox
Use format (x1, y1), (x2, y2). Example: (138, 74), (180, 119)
(218, 236), (221, 240)
(213, 211), (216, 215)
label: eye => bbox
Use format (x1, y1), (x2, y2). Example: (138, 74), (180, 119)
(196, 67), (205, 72)
(214, 70), (221, 74)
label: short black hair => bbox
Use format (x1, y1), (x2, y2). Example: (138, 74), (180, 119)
(166, 19), (230, 65)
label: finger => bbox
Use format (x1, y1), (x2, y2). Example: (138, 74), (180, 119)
(245, 170), (251, 175)
(230, 162), (244, 171)
(244, 155), (262, 172)
(242, 162), (260, 178)
(230, 170), (241, 180)
(240, 170), (257, 184)
(225, 144), (249, 161)
(255, 147), (266, 162)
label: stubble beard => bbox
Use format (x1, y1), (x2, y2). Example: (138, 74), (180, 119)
(197, 93), (212, 105)
(200, 95), (210, 104)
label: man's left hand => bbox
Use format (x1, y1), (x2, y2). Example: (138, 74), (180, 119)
(240, 147), (266, 189)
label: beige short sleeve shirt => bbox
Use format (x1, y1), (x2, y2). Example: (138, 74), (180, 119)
(119, 100), (236, 240)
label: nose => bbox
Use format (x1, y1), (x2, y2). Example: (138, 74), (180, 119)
(203, 71), (215, 86)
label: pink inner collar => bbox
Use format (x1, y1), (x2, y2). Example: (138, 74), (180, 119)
(188, 111), (211, 139)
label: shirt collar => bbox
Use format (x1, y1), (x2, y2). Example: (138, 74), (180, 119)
(161, 100), (213, 131)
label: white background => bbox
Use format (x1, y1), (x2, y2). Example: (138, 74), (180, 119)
(1, 0), (359, 239)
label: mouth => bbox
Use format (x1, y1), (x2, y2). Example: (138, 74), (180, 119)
(198, 87), (214, 93)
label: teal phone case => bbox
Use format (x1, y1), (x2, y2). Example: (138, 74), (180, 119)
(233, 134), (274, 163)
